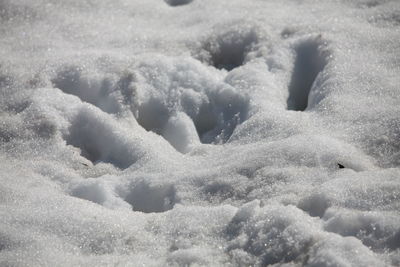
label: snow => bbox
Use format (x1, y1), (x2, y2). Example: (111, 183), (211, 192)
(1, 0), (400, 266)
(162, 112), (200, 153)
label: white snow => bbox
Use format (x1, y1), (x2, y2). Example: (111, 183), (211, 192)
(1, 0), (400, 266)
(162, 112), (200, 153)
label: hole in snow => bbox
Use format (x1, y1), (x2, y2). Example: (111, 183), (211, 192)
(193, 102), (218, 137)
(164, 0), (193, 6)
(281, 27), (297, 39)
(135, 88), (249, 148)
(203, 181), (234, 201)
(287, 37), (327, 111)
(65, 107), (139, 169)
(193, 86), (249, 144)
(137, 97), (170, 135)
(124, 182), (177, 213)
(200, 27), (260, 71)
(363, 1), (381, 8)
(387, 231), (400, 250)
(51, 65), (124, 114)
(297, 193), (331, 218)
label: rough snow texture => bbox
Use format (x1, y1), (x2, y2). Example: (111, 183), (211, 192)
(1, 0), (400, 266)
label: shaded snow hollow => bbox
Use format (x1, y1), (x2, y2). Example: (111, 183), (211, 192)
(1, 0), (400, 266)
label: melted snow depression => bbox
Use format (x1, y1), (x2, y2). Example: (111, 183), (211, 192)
(1, 0), (400, 266)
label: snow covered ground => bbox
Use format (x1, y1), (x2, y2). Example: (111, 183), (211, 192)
(1, 0), (400, 266)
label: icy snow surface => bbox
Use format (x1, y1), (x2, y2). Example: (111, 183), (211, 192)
(1, 0), (400, 266)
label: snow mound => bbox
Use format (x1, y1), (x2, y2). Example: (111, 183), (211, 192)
(162, 112), (200, 153)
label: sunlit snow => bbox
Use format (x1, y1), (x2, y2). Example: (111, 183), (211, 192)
(1, 0), (400, 266)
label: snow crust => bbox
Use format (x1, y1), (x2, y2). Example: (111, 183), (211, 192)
(1, 0), (400, 266)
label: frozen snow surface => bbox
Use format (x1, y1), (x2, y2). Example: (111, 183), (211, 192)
(1, 0), (400, 266)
